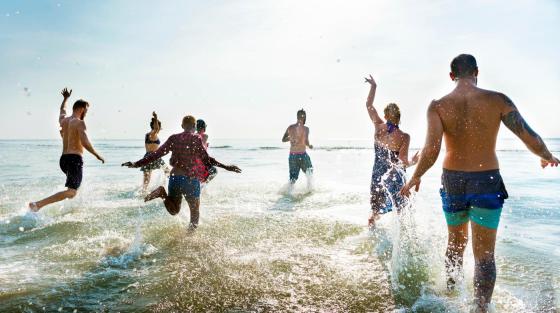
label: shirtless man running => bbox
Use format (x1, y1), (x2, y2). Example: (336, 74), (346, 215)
(282, 109), (314, 185)
(401, 54), (559, 312)
(29, 88), (105, 211)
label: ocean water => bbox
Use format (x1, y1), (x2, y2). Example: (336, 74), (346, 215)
(0, 138), (558, 312)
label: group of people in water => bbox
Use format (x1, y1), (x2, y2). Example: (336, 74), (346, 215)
(26, 54), (559, 312)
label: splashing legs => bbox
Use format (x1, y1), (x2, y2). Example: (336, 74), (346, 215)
(142, 171), (151, 193)
(29, 188), (77, 212)
(185, 197), (200, 228)
(471, 222), (497, 313)
(445, 223), (468, 290)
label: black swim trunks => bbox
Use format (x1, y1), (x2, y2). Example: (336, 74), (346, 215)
(59, 154), (83, 190)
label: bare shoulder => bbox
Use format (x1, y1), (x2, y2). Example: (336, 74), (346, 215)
(69, 118), (85, 129)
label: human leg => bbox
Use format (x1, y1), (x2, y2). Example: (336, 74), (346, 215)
(470, 208), (500, 312)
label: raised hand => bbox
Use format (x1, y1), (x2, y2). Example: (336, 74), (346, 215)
(61, 88), (72, 99)
(152, 111), (158, 119)
(97, 155), (105, 164)
(364, 75), (377, 88)
(541, 156), (559, 168)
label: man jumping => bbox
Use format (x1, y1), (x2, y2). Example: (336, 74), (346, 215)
(29, 88), (105, 211)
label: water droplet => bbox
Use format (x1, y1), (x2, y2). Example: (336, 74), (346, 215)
(19, 226), (24, 232)
(6, 220), (9, 224)
(58, 307), (62, 312)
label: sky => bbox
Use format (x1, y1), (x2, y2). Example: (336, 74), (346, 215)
(0, 0), (559, 146)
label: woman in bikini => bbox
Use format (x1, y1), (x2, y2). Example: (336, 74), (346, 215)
(365, 75), (419, 228)
(141, 112), (169, 192)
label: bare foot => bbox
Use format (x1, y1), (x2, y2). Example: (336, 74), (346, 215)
(28, 202), (40, 212)
(144, 186), (166, 202)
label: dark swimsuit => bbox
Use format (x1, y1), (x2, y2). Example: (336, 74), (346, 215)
(60, 154), (83, 190)
(370, 123), (407, 214)
(140, 133), (165, 172)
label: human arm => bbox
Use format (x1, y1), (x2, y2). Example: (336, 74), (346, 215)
(122, 136), (173, 168)
(364, 75), (384, 128)
(499, 94), (559, 168)
(77, 121), (105, 163)
(58, 88), (72, 133)
(196, 137), (241, 173)
(148, 111), (161, 139)
(398, 134), (420, 168)
(305, 127), (313, 149)
(400, 101), (443, 196)
(282, 127), (290, 142)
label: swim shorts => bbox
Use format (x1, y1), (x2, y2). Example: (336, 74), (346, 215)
(168, 175), (201, 199)
(440, 169), (508, 229)
(59, 154), (83, 190)
(289, 152), (313, 182)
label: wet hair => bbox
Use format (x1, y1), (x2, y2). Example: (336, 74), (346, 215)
(450, 54), (478, 78)
(384, 103), (401, 125)
(182, 115), (196, 129)
(150, 117), (162, 130)
(72, 99), (89, 111)
(196, 119), (206, 132)
(297, 108), (306, 123)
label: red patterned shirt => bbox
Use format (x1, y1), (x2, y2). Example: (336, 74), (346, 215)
(134, 131), (217, 177)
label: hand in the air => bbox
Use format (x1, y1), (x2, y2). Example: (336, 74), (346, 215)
(61, 88), (72, 99)
(364, 75), (377, 88)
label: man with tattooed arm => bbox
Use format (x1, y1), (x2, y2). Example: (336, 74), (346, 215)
(400, 54), (559, 312)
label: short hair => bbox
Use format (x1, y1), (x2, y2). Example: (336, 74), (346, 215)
(72, 99), (89, 110)
(297, 108), (306, 123)
(384, 103), (401, 125)
(450, 54), (478, 78)
(150, 118), (161, 130)
(196, 119), (206, 132)
(182, 115), (196, 129)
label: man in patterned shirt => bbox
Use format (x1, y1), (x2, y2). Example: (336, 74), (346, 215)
(123, 115), (241, 229)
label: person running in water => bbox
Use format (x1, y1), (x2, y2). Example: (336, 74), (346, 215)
(365, 75), (419, 228)
(29, 88), (105, 211)
(282, 109), (313, 186)
(122, 115), (241, 229)
(140, 111), (170, 193)
(195, 119), (217, 184)
(400, 54), (559, 312)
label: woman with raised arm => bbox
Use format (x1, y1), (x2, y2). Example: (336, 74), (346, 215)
(141, 112), (169, 192)
(365, 75), (419, 228)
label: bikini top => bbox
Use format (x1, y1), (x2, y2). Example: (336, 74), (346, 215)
(145, 133), (160, 145)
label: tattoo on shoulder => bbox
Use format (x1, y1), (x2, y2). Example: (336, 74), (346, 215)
(499, 93), (516, 109)
(501, 110), (538, 138)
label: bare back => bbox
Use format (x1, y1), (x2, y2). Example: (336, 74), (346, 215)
(287, 124), (309, 153)
(434, 86), (505, 171)
(60, 117), (84, 155)
(374, 126), (407, 152)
